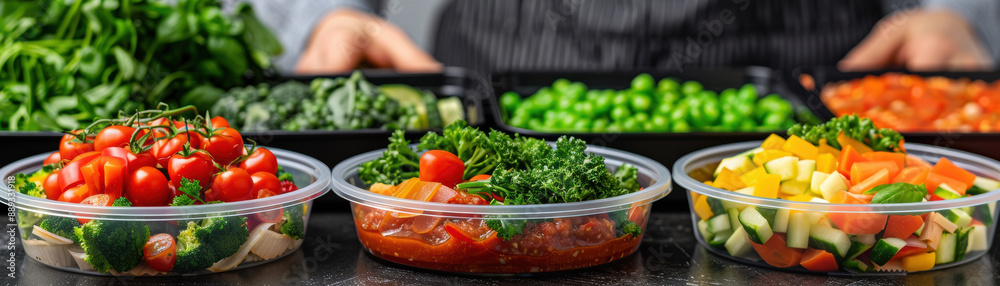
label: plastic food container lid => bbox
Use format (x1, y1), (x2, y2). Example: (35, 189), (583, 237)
(0, 148), (331, 221)
(332, 144), (673, 219)
(673, 141), (1000, 213)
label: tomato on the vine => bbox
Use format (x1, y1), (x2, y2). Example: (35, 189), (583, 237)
(167, 152), (215, 189)
(212, 168), (253, 202)
(126, 149), (157, 173)
(250, 172), (281, 198)
(200, 127), (244, 165)
(152, 133), (195, 168)
(43, 152), (61, 165)
(43, 173), (60, 197)
(144, 233), (177, 272)
(94, 125), (136, 151)
(59, 131), (94, 161)
(210, 116), (230, 128)
(419, 150), (465, 188)
(240, 148), (278, 175)
(127, 166), (171, 206)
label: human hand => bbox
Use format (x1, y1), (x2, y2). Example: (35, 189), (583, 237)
(295, 9), (442, 74)
(839, 9), (993, 71)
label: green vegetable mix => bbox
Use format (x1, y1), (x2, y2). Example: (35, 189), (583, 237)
(787, 114), (905, 152)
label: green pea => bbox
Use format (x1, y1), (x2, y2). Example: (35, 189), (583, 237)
(622, 118), (643, 132)
(529, 118), (545, 130)
(737, 84), (758, 103)
(650, 115), (670, 132)
(572, 119), (591, 132)
(657, 78), (680, 93)
(720, 112), (742, 130)
(720, 88), (737, 103)
(552, 78), (572, 92)
(702, 101), (720, 125)
(654, 101), (675, 116)
(630, 93), (653, 113)
(592, 118), (610, 133)
(738, 120), (757, 132)
(671, 121), (691, 132)
(762, 112), (787, 128)
(669, 104), (689, 122)
(612, 91), (629, 106)
(607, 122), (623, 133)
(594, 93), (613, 115)
(610, 106), (632, 122)
(659, 90), (680, 104)
(631, 73), (655, 92)
(575, 101), (595, 117)
(557, 96), (575, 110)
(500, 92), (521, 114)
(509, 114), (529, 128)
(534, 88), (555, 109)
(634, 112), (649, 123)
(681, 80), (703, 95)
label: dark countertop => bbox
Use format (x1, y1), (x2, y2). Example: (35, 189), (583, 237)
(5, 212), (999, 286)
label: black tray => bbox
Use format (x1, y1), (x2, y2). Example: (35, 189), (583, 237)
(786, 67), (1000, 161)
(488, 67), (818, 205)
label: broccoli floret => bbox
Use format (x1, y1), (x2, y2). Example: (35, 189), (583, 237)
(16, 211), (45, 240)
(173, 216), (249, 273)
(242, 102), (274, 132)
(358, 129), (421, 185)
(14, 165), (57, 198)
(74, 219), (150, 273)
(112, 197), (131, 207)
(607, 210), (642, 238)
(279, 205), (305, 240)
(39, 216), (81, 243)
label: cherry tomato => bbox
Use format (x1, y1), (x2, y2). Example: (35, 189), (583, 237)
(167, 152), (215, 189)
(77, 194), (112, 224)
(239, 148), (278, 175)
(69, 151), (101, 164)
(251, 189), (284, 225)
(127, 166), (171, 206)
(43, 152), (61, 165)
(200, 127), (244, 165)
(250, 172), (281, 197)
(210, 116), (230, 128)
(126, 149), (157, 173)
(203, 189), (218, 203)
(43, 173), (60, 198)
(59, 131), (94, 161)
(174, 122), (203, 149)
(152, 134), (194, 168)
(94, 125), (136, 151)
(59, 185), (89, 204)
(212, 168), (253, 202)
(419, 150), (465, 188)
(143, 233), (177, 273)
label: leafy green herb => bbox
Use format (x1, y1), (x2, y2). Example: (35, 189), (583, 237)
(787, 114), (904, 152)
(866, 183), (927, 204)
(358, 129), (421, 185)
(169, 178), (204, 206)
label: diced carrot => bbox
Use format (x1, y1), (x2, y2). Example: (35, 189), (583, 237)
(850, 161), (900, 185)
(838, 145), (868, 180)
(829, 191), (872, 204)
(849, 169), (890, 194)
(925, 172), (969, 195)
(391, 178), (422, 198)
(893, 167), (929, 185)
(827, 212), (888, 235)
(409, 182), (443, 201)
(930, 157), (976, 188)
(750, 233), (805, 268)
(862, 151), (905, 171)
(883, 215), (924, 239)
(369, 183), (397, 196)
(905, 154), (932, 169)
(837, 132), (873, 154)
(799, 248), (839, 272)
(429, 185), (459, 203)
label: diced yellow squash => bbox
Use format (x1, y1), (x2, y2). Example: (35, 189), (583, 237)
(902, 252), (936, 272)
(753, 150), (792, 166)
(786, 194), (816, 202)
(694, 195), (714, 220)
(782, 135), (819, 160)
(690, 191), (702, 203)
(703, 180), (715, 187)
(837, 132), (873, 154)
(752, 174), (782, 199)
(740, 167), (768, 186)
(761, 134), (787, 150)
(816, 153), (838, 174)
(714, 168), (747, 191)
(818, 139), (842, 158)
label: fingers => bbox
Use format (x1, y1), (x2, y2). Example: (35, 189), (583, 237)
(295, 26), (366, 74)
(838, 15), (907, 71)
(365, 21), (442, 72)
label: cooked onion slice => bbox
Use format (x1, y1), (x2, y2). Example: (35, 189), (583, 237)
(66, 247), (93, 271)
(251, 230), (292, 260)
(32, 226), (74, 245)
(22, 239), (75, 268)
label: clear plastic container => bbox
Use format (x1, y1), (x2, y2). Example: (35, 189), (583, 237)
(0, 148), (330, 276)
(674, 141), (1000, 274)
(331, 144), (672, 274)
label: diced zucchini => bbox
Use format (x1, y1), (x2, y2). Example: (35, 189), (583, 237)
(706, 197), (727, 216)
(842, 259), (869, 272)
(972, 203), (995, 226)
(715, 156), (756, 178)
(819, 172), (849, 201)
(735, 147), (764, 160)
(938, 209), (972, 228)
(934, 184), (963, 200)
(698, 219), (713, 241)
(779, 181), (808, 196)
(727, 208), (742, 233)
(967, 185), (991, 196)
(708, 213), (732, 233)
(852, 234), (877, 245)
(955, 227), (971, 261)
(809, 171), (830, 197)
(772, 208), (791, 233)
(869, 238), (907, 266)
(764, 156), (799, 181)
(725, 227), (754, 257)
(846, 239), (874, 261)
(968, 224), (989, 252)
(709, 230), (733, 248)
(796, 160), (817, 182)
(739, 207), (774, 244)
(973, 176), (1000, 191)
(786, 212), (810, 249)
(803, 211), (825, 224)
(809, 224), (851, 258)
(936, 232), (957, 264)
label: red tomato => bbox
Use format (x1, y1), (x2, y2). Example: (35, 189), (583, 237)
(239, 148), (278, 175)
(251, 189), (284, 225)
(175, 123), (203, 149)
(203, 189), (218, 203)
(127, 167), (171, 206)
(69, 151), (101, 164)
(94, 125), (136, 151)
(42, 173), (60, 197)
(59, 131), (94, 161)
(126, 149), (158, 173)
(250, 172), (281, 197)
(152, 134), (194, 168)
(167, 152), (215, 189)
(210, 116), (230, 128)
(59, 185), (89, 204)
(419, 150), (465, 188)
(212, 168), (253, 202)
(143, 233), (177, 273)
(43, 152), (62, 165)
(77, 194), (112, 224)
(200, 127), (244, 165)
